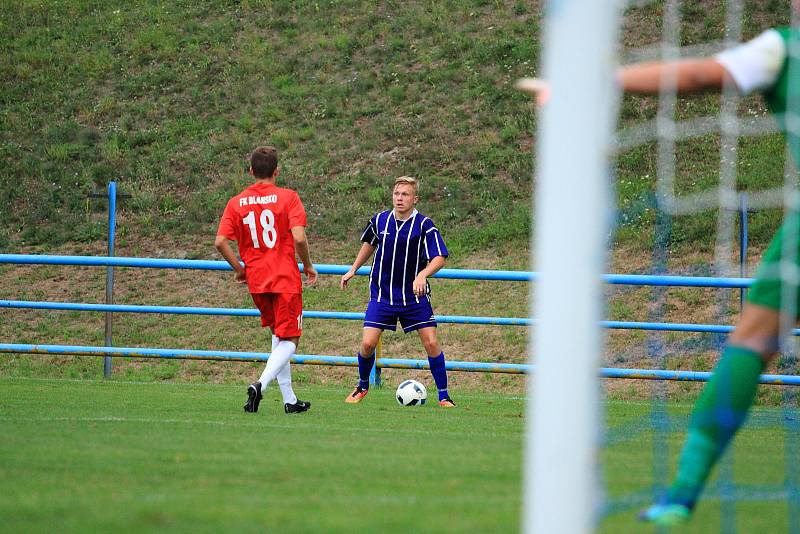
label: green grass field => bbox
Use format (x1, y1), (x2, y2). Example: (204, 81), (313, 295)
(0, 376), (795, 533)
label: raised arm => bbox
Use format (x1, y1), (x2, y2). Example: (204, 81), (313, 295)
(617, 58), (729, 95)
(340, 242), (377, 290)
(516, 57), (731, 105)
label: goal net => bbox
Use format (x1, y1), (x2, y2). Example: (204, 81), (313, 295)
(526, 1), (800, 532)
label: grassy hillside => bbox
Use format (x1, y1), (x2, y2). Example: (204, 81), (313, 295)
(0, 0), (539, 255)
(1, 1), (794, 256)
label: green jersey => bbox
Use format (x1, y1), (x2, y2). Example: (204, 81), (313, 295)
(765, 28), (800, 165)
(717, 27), (800, 164)
(716, 27), (800, 312)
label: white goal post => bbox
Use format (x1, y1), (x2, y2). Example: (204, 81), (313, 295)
(524, 2), (622, 533)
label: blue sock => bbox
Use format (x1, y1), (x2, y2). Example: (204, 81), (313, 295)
(428, 352), (449, 401)
(357, 352), (375, 389)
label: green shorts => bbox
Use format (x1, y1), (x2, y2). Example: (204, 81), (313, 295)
(747, 211), (800, 315)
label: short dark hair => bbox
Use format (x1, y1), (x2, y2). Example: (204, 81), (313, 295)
(250, 146), (278, 178)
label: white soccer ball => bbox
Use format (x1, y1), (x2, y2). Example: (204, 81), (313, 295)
(396, 379), (427, 406)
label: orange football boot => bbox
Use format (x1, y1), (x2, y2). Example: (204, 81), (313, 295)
(438, 397), (456, 408)
(345, 386), (369, 403)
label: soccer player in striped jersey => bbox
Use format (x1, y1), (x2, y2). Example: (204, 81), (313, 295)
(340, 176), (456, 407)
(215, 146), (317, 415)
(522, 14), (800, 526)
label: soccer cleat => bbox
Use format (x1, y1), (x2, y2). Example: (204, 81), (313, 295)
(638, 503), (692, 526)
(438, 396), (456, 408)
(243, 382), (263, 413)
(285, 399), (311, 414)
(345, 386), (369, 403)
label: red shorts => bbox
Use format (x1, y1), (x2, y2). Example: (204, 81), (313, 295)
(250, 292), (303, 338)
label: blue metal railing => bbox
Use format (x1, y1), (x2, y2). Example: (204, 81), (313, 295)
(103, 181), (117, 378)
(4, 299), (800, 336)
(1, 252), (798, 386)
(2, 343), (799, 386)
(0, 254), (756, 287)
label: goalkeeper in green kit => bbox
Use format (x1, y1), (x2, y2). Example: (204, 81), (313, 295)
(520, 14), (800, 527)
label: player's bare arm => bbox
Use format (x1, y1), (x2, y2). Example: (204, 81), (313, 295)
(290, 226), (317, 286)
(618, 58), (729, 94)
(341, 242), (376, 290)
(413, 255), (446, 297)
(517, 58), (730, 105)
(214, 235), (246, 283)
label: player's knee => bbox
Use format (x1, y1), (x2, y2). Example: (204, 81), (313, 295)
(728, 304), (781, 358)
(422, 339), (440, 355)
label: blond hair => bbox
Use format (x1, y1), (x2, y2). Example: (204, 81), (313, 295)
(393, 175), (419, 194)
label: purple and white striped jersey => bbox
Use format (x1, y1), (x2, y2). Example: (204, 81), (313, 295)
(361, 209), (448, 305)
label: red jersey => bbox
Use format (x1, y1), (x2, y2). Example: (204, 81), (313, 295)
(217, 182), (307, 294)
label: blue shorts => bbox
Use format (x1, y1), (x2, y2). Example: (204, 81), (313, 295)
(364, 299), (437, 333)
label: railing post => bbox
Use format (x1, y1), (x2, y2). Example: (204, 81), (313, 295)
(739, 192), (748, 311)
(370, 336), (382, 387)
(103, 182), (117, 378)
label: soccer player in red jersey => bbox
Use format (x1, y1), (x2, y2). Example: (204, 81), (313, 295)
(215, 146), (318, 414)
